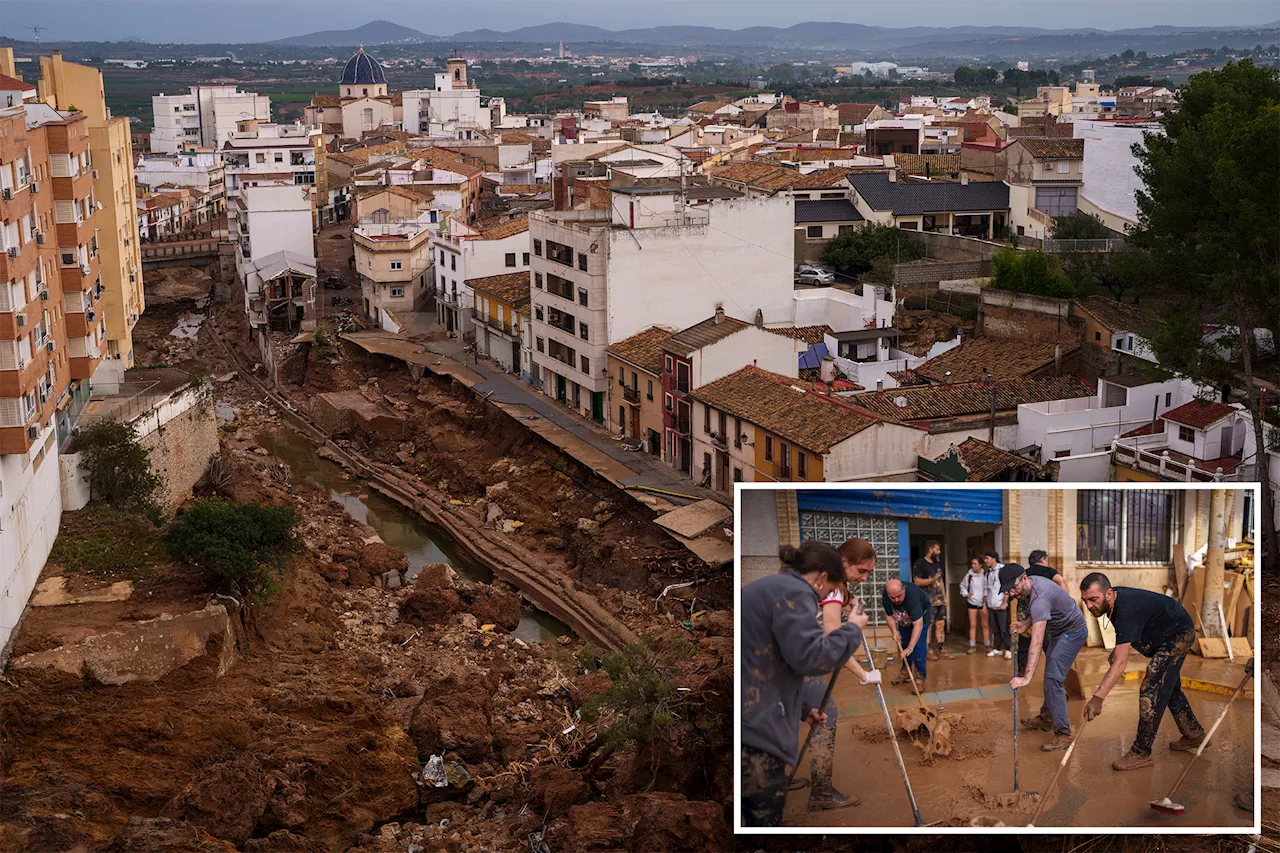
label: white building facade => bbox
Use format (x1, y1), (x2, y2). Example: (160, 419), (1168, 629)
(150, 86), (271, 154)
(402, 59), (493, 140)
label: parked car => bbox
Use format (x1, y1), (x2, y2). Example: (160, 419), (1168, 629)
(795, 265), (836, 285)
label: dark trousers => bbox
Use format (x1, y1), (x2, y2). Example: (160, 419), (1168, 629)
(1133, 628), (1204, 755)
(988, 608), (1010, 651)
(1017, 632), (1031, 673)
(900, 624), (928, 679)
(741, 746), (787, 827)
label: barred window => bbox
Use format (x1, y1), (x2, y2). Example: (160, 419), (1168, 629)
(1076, 489), (1178, 564)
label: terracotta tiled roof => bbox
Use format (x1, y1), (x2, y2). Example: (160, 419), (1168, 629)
(836, 103), (879, 125)
(914, 338), (1068, 383)
(1162, 400), (1238, 430)
(691, 366), (881, 454)
(950, 437), (1046, 481)
(356, 184), (436, 203)
(1015, 138), (1085, 159)
(1075, 296), (1147, 333)
(687, 100), (730, 114)
(606, 326), (679, 376)
(766, 325), (832, 345)
(848, 375), (1095, 421)
(708, 162), (854, 192)
(466, 271), (531, 307)
(310, 94), (342, 108)
(414, 147), (485, 178)
(477, 217), (529, 241)
(496, 131), (542, 145)
(327, 141), (407, 166)
(895, 153), (961, 176)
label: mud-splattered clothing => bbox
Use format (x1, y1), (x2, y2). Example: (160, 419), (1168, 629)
(801, 674), (839, 784)
(741, 746), (787, 827)
(740, 570), (863, 768)
(1110, 586), (1194, 648)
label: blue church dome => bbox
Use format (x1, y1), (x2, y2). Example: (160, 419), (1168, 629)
(340, 46), (386, 86)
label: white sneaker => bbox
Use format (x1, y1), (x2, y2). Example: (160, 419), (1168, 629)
(1004, 650), (1013, 660)
(987, 649), (1001, 657)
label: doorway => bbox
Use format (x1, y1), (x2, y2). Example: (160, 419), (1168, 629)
(630, 405), (640, 438)
(555, 374), (567, 404)
(511, 340), (520, 374)
(591, 391), (604, 424)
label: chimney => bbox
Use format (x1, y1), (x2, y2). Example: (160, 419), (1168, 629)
(820, 357), (835, 384)
(754, 308), (764, 329)
(943, 370), (952, 385)
(887, 169), (897, 183)
(876, 379), (884, 391)
(960, 172), (969, 186)
(714, 304), (725, 325)
(1054, 342), (1063, 374)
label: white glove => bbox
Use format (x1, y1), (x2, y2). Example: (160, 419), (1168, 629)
(860, 670), (882, 686)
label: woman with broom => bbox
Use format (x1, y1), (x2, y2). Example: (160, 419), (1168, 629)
(740, 540), (866, 827)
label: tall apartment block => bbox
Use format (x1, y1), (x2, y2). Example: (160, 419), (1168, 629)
(36, 51), (145, 381)
(0, 68), (102, 653)
(151, 85), (271, 154)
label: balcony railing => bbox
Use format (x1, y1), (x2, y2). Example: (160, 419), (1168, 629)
(777, 465), (793, 480)
(1111, 440), (1244, 483)
(622, 385), (640, 403)
(673, 416), (691, 435)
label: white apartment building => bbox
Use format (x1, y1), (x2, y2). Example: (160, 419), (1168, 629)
(221, 121), (323, 229)
(231, 183), (316, 333)
(527, 187), (795, 424)
(150, 85), (270, 154)
(402, 59), (493, 140)
(430, 217), (530, 338)
(134, 148), (226, 218)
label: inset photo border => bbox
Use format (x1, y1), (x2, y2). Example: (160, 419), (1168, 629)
(733, 482), (1261, 835)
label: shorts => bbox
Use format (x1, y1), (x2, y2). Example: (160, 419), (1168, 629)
(966, 602), (985, 610)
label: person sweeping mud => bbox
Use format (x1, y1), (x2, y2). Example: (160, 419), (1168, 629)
(1078, 572), (1207, 771)
(740, 541), (865, 826)
(789, 537), (883, 811)
(1002, 563), (1086, 751)
(882, 578), (931, 686)
(1011, 550), (1070, 672)
(913, 540), (952, 661)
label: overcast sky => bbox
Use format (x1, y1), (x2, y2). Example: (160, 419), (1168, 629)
(0, 0), (1276, 43)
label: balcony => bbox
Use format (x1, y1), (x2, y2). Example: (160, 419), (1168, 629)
(776, 465), (793, 480)
(622, 385), (640, 403)
(675, 377), (690, 395)
(672, 415), (691, 436)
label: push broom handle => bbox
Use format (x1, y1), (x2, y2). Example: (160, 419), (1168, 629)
(1027, 717), (1089, 826)
(786, 667), (839, 791)
(888, 616), (929, 709)
(866, 638), (925, 827)
(1164, 669), (1252, 802)
(1011, 597), (1020, 793)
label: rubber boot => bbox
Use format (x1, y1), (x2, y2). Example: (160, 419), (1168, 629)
(808, 783), (859, 811)
(1112, 750), (1154, 771)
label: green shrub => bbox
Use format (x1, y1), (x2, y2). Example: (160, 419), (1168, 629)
(990, 247), (1081, 298)
(579, 636), (695, 750)
(165, 498), (301, 602)
(76, 420), (163, 523)
(1050, 211), (1113, 240)
(821, 224), (923, 277)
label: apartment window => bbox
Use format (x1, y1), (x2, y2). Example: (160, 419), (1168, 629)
(797, 451), (807, 478)
(274, 152), (283, 163)
(665, 355), (673, 373)
(630, 372), (637, 389)
(781, 443), (791, 474)
(733, 467), (743, 482)
(619, 406), (625, 428)
(390, 261), (403, 270)
(1057, 160), (1070, 174)
(838, 225), (853, 234)
(1095, 331), (1102, 341)
(1077, 489), (1177, 564)
(703, 404), (711, 434)
(734, 417), (742, 448)
(1035, 186), (1078, 217)
(450, 255), (456, 271)
(577, 289), (588, 306)
(535, 307), (544, 321)
(439, 250), (445, 263)
(505, 253), (517, 268)
(764, 436), (774, 462)
(255, 153), (265, 163)
(533, 239), (542, 256)
(580, 355), (590, 374)
(1165, 393), (1172, 407)
(647, 380), (653, 401)
(1178, 425), (1194, 443)
(536, 337), (545, 353)
(522, 253), (530, 265)
(579, 322), (588, 341)
(578, 252), (588, 271)
(664, 393), (673, 412)
(806, 225), (823, 238)
(390, 287), (405, 298)
(535, 272), (543, 289)
(1055, 450), (1071, 458)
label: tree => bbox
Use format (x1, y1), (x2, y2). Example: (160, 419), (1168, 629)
(821, 224), (923, 277)
(1129, 60), (1280, 569)
(989, 247), (1080, 298)
(1050, 211), (1112, 240)
(1122, 49), (1136, 61)
(1062, 249), (1149, 301)
(77, 420), (163, 522)
(166, 499), (301, 602)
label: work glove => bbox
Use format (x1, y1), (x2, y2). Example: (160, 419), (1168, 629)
(860, 669), (882, 686)
(1084, 695), (1104, 721)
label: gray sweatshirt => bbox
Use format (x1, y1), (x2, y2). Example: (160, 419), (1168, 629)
(740, 570), (863, 766)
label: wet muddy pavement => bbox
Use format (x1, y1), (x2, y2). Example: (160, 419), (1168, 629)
(787, 642), (1254, 829)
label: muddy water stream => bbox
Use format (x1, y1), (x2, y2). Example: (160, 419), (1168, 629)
(260, 430), (572, 645)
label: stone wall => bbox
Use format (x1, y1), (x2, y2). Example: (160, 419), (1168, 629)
(979, 289), (1082, 347)
(894, 259), (991, 286)
(137, 386), (220, 512)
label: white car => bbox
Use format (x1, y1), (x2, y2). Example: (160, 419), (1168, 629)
(795, 265), (836, 285)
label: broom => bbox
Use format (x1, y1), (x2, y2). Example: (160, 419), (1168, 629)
(1150, 663), (1253, 815)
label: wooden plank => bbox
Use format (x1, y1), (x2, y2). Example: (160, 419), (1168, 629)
(1173, 543), (1188, 602)
(1229, 638), (1252, 657)
(1195, 638), (1229, 659)
(1224, 571), (1245, 637)
(1182, 564), (1206, 628)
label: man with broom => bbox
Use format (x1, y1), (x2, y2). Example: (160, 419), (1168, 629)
(1078, 571), (1207, 771)
(1002, 563), (1087, 751)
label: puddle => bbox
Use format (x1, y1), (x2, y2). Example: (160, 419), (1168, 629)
(259, 429), (572, 645)
(170, 312), (205, 340)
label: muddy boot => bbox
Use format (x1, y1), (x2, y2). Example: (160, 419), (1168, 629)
(1020, 714), (1054, 732)
(1168, 732), (1206, 752)
(808, 783), (859, 811)
(927, 649), (938, 661)
(939, 646), (954, 660)
(891, 666), (912, 686)
(788, 777), (811, 792)
(1042, 732), (1074, 752)
(1112, 750), (1154, 771)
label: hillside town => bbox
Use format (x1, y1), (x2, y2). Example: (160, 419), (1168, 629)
(0, 31), (1275, 851)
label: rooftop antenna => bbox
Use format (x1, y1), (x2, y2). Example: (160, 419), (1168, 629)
(29, 25), (45, 48)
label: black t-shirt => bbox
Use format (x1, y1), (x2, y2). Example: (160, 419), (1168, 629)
(1027, 563), (1060, 581)
(883, 582), (933, 628)
(1109, 586), (1194, 649)
(913, 557), (944, 601)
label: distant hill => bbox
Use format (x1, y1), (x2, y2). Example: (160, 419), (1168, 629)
(272, 20), (434, 47)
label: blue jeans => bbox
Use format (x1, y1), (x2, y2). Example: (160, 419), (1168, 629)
(1039, 630), (1086, 735)
(900, 625), (927, 679)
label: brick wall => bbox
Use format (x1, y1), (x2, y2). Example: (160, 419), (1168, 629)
(894, 259), (991, 286)
(137, 388), (219, 512)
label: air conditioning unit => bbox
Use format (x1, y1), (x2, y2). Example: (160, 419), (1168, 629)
(2, 188), (12, 200)
(26, 425), (40, 440)
(86, 310), (95, 321)
(15, 314), (26, 327)
(92, 169), (100, 180)
(39, 289), (49, 301)
(5, 247), (18, 259)
(35, 232), (45, 245)
(81, 265), (91, 275)
(45, 340), (54, 353)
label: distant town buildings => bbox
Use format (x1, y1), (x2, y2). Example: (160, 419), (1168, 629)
(150, 85), (271, 154)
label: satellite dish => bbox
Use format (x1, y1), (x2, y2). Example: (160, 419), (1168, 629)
(894, 396), (909, 408)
